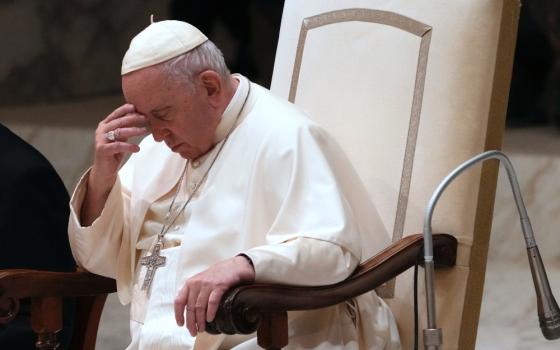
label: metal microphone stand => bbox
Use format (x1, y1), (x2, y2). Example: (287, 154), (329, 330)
(422, 150), (560, 349)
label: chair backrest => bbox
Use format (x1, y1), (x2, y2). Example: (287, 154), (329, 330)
(270, 0), (519, 348)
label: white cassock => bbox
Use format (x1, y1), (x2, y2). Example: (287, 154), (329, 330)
(68, 75), (401, 349)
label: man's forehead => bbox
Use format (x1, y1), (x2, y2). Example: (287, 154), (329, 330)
(122, 67), (167, 99)
(121, 65), (194, 117)
(122, 88), (171, 117)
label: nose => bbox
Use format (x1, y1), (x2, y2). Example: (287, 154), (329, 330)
(150, 123), (168, 143)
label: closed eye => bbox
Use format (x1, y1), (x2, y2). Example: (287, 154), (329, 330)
(151, 106), (172, 121)
(153, 113), (171, 121)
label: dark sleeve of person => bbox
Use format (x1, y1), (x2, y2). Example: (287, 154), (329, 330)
(0, 138), (76, 349)
(0, 162), (74, 271)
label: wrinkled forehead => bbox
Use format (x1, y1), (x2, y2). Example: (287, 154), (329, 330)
(121, 66), (179, 112)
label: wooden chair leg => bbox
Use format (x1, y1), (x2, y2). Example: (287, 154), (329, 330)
(257, 311), (288, 350)
(70, 294), (109, 350)
(31, 297), (62, 350)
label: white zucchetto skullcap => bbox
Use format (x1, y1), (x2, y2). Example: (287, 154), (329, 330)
(121, 17), (208, 75)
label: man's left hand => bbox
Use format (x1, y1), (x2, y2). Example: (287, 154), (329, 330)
(174, 255), (255, 336)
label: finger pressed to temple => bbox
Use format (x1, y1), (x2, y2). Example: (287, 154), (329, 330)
(105, 104), (136, 122)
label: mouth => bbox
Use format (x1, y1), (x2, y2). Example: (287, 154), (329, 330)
(170, 143), (182, 152)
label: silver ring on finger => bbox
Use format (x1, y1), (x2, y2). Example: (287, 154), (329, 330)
(105, 129), (117, 142)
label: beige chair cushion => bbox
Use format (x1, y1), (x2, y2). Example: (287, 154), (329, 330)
(270, 0), (519, 348)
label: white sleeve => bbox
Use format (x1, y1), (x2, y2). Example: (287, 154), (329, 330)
(67, 169), (129, 278)
(242, 236), (359, 286)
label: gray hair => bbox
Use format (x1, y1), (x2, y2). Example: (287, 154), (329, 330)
(162, 40), (230, 90)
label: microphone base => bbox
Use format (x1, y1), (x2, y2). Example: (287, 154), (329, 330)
(423, 328), (442, 349)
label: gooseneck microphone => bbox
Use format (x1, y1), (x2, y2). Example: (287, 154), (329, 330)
(422, 150), (560, 349)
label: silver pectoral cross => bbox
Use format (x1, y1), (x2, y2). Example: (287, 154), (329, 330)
(140, 241), (166, 291)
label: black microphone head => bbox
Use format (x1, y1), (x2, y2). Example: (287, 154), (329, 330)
(540, 311), (560, 340)
(526, 246), (560, 341)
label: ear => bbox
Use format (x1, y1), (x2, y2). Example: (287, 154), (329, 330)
(198, 70), (222, 101)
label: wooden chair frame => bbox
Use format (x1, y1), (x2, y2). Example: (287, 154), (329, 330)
(0, 233), (456, 349)
(0, 270), (115, 350)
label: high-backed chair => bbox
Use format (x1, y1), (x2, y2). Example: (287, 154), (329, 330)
(0, 1), (519, 349)
(209, 0), (520, 349)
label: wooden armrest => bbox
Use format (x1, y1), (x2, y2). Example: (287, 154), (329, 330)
(0, 269), (117, 349)
(0, 269), (116, 324)
(0, 269), (116, 300)
(207, 233), (457, 335)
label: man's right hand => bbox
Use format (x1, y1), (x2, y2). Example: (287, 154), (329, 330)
(80, 104), (149, 226)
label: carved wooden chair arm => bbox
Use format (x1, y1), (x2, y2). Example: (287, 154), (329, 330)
(0, 269), (116, 350)
(207, 233), (457, 349)
(0, 269), (116, 300)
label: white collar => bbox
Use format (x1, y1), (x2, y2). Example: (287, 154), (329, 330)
(213, 74), (249, 144)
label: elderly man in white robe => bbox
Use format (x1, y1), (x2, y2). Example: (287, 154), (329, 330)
(68, 19), (401, 349)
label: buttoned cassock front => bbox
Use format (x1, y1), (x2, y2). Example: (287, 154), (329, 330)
(68, 77), (400, 349)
